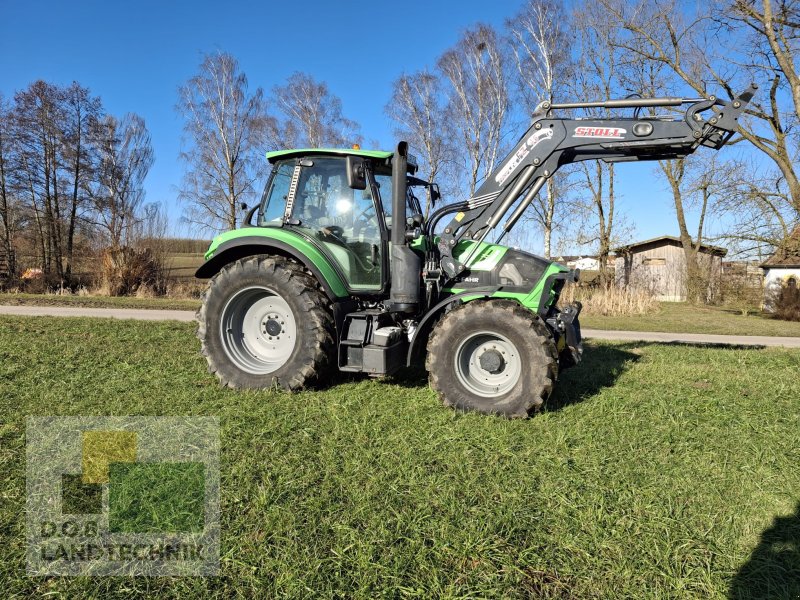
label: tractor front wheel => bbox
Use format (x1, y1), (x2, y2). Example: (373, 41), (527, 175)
(197, 255), (335, 390)
(426, 300), (558, 417)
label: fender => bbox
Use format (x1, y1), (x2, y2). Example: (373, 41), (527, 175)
(195, 232), (349, 300)
(406, 288), (496, 367)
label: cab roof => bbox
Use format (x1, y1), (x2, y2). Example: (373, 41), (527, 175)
(266, 148), (393, 163)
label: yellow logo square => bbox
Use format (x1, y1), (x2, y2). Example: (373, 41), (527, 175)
(81, 431), (137, 484)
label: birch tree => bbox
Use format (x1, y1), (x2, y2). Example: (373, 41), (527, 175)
(93, 114), (154, 249)
(438, 24), (509, 196)
(569, 4), (623, 282)
(385, 70), (454, 215)
(271, 72), (361, 149)
(507, 0), (572, 257)
(177, 52), (271, 232)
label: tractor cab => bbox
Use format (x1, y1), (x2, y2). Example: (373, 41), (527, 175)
(256, 148), (432, 293)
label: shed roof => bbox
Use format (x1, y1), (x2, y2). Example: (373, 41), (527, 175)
(760, 227), (800, 269)
(614, 235), (727, 257)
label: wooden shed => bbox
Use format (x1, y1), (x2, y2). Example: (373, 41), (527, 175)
(614, 236), (727, 301)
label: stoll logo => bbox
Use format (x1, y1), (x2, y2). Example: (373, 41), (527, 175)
(572, 126), (627, 139)
(26, 416), (219, 576)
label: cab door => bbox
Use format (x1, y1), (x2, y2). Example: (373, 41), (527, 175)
(287, 156), (385, 292)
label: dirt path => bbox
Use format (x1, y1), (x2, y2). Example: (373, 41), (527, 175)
(580, 327), (800, 348)
(1, 305), (799, 348)
(0, 304), (196, 322)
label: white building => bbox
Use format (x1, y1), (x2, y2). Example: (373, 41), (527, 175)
(573, 256), (600, 271)
(760, 229), (800, 310)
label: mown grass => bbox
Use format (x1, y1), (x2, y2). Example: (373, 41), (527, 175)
(0, 316), (798, 598)
(581, 301), (800, 337)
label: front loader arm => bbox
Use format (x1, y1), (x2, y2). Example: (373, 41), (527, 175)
(431, 84), (757, 278)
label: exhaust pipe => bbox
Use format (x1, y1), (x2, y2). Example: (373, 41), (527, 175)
(389, 141), (420, 313)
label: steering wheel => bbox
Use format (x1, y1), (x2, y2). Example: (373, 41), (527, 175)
(353, 204), (377, 237)
(320, 225), (346, 244)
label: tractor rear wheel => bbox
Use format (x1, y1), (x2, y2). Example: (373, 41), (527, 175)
(197, 255), (335, 391)
(426, 300), (558, 417)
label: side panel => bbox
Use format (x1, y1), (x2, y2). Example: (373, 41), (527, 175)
(196, 228), (349, 298)
(443, 242), (567, 311)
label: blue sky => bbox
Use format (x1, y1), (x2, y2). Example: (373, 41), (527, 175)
(0, 0), (712, 251)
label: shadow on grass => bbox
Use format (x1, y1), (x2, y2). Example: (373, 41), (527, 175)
(387, 366), (428, 389)
(545, 342), (640, 412)
(388, 341), (641, 415)
(730, 502), (800, 600)
(652, 340), (767, 351)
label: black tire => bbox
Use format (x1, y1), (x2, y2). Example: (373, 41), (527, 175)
(425, 300), (558, 417)
(197, 255), (335, 391)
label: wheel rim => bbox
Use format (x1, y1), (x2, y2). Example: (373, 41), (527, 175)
(219, 286), (297, 375)
(454, 331), (521, 397)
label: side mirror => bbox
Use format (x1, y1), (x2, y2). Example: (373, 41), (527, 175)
(239, 202), (248, 211)
(429, 183), (441, 206)
(346, 156), (367, 190)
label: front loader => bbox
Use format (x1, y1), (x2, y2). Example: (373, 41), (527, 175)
(195, 84), (756, 417)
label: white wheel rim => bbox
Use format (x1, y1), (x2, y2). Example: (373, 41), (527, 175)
(220, 286), (297, 375)
(454, 331), (521, 397)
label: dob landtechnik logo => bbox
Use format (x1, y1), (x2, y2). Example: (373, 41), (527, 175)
(26, 417), (219, 576)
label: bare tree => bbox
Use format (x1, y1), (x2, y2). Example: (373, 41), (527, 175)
(569, 4), (624, 283)
(599, 0), (800, 250)
(12, 81), (67, 276)
(438, 24), (509, 196)
(506, 0), (573, 257)
(177, 52), (271, 232)
(0, 94), (15, 275)
(271, 72), (361, 149)
(385, 70), (454, 215)
(92, 114), (154, 249)
(61, 82), (101, 275)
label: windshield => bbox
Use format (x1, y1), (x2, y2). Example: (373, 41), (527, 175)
(374, 172), (425, 225)
(258, 161), (294, 226)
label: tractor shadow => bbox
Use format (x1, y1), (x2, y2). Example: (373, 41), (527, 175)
(544, 342), (640, 412)
(388, 342), (642, 415)
(729, 502), (800, 599)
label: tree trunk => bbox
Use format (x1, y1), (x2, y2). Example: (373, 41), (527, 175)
(228, 160), (237, 230)
(0, 131), (12, 272)
(66, 115), (81, 277)
(661, 160), (704, 303)
(543, 178), (555, 259)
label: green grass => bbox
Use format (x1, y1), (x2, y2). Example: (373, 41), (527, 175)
(582, 301), (800, 337)
(0, 292), (200, 311)
(165, 253), (205, 282)
(0, 316), (798, 597)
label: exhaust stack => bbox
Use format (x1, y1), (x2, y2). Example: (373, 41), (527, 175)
(389, 141), (420, 313)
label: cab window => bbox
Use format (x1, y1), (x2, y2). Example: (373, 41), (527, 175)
(291, 157), (383, 290)
(259, 161), (293, 225)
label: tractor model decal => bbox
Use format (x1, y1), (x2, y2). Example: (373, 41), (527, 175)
(495, 128), (554, 185)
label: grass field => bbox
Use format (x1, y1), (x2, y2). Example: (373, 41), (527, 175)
(0, 316), (798, 597)
(164, 252), (205, 282)
(581, 301), (800, 337)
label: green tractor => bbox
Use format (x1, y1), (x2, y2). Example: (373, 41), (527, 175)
(196, 85), (755, 417)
